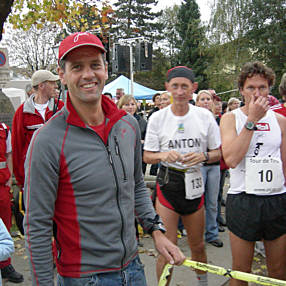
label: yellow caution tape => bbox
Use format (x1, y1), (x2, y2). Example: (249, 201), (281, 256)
(19, 191), (25, 216)
(158, 259), (286, 286)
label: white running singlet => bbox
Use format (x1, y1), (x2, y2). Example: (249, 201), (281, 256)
(228, 108), (286, 196)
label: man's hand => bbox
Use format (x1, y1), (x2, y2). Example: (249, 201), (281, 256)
(160, 150), (183, 164)
(181, 152), (205, 167)
(248, 94), (269, 123)
(5, 177), (12, 188)
(152, 231), (185, 265)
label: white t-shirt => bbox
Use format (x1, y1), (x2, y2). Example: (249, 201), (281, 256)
(6, 131), (11, 153)
(1, 123), (11, 153)
(33, 101), (49, 120)
(228, 108), (286, 196)
(144, 104), (221, 171)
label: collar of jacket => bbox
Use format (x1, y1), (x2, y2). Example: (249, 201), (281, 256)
(23, 94), (55, 114)
(66, 93), (127, 143)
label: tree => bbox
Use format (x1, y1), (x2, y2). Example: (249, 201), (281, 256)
(208, 0), (286, 96)
(207, 0), (254, 93)
(158, 5), (180, 66)
(3, 24), (60, 77)
(0, 0), (14, 41)
(2, 0), (115, 75)
(112, 0), (162, 41)
(8, 0), (113, 35)
(204, 40), (248, 96)
(176, 0), (209, 89)
(245, 0), (286, 95)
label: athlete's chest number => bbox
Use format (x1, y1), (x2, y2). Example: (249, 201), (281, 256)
(258, 170), (273, 183)
(245, 157), (284, 194)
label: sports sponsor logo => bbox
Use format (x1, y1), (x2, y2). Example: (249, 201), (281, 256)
(178, 123), (184, 133)
(74, 32), (90, 42)
(256, 123), (270, 131)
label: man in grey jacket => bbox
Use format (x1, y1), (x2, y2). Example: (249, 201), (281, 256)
(24, 32), (185, 286)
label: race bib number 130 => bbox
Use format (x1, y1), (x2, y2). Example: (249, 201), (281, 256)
(185, 169), (204, 199)
(245, 157), (284, 194)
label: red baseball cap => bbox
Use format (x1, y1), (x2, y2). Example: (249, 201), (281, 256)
(58, 32), (106, 63)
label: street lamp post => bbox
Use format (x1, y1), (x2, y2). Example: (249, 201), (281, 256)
(129, 44), (134, 96)
(118, 37), (144, 97)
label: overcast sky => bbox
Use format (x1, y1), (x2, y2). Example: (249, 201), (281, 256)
(156, 0), (212, 23)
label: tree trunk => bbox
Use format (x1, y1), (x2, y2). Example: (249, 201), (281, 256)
(0, 0), (15, 42)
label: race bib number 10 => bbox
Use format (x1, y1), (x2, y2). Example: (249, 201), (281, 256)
(245, 157), (284, 194)
(185, 169), (204, 200)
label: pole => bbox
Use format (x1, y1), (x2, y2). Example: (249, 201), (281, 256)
(118, 37), (144, 97)
(130, 44), (134, 96)
(216, 89), (238, 96)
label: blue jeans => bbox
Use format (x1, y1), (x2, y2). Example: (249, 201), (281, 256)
(201, 165), (220, 242)
(57, 256), (147, 286)
(217, 169), (227, 224)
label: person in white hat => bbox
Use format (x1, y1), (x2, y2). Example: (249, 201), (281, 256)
(10, 70), (64, 245)
(12, 69), (63, 190)
(0, 72), (61, 284)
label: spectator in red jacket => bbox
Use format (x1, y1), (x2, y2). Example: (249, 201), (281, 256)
(12, 70), (64, 189)
(0, 122), (23, 283)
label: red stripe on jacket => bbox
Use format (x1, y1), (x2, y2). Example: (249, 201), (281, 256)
(54, 126), (81, 276)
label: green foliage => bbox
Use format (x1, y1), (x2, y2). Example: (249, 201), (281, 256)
(8, 0), (113, 35)
(55, 3), (113, 50)
(134, 48), (171, 90)
(158, 5), (180, 66)
(206, 0), (251, 94)
(209, 0), (249, 44)
(176, 0), (209, 89)
(208, 0), (286, 97)
(4, 0), (114, 74)
(4, 0), (284, 99)
(205, 38), (251, 94)
(112, 0), (163, 41)
(245, 0), (286, 96)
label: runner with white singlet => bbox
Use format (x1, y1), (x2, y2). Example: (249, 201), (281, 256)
(220, 61), (286, 286)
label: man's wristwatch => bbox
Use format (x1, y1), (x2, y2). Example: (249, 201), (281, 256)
(244, 121), (257, 131)
(203, 151), (209, 162)
(150, 222), (166, 234)
(148, 215), (166, 234)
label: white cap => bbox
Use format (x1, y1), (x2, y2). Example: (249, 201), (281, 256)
(31, 70), (59, 87)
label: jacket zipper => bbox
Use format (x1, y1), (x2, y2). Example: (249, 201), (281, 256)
(106, 144), (127, 267)
(114, 136), (127, 181)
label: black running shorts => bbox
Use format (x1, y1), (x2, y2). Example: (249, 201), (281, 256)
(226, 192), (286, 241)
(156, 166), (204, 216)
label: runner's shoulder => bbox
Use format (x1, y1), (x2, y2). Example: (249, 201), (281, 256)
(220, 111), (235, 126)
(274, 111), (286, 130)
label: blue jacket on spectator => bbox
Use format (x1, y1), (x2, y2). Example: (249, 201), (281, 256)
(0, 219), (14, 286)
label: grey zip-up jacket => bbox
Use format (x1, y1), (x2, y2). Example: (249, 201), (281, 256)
(24, 95), (158, 286)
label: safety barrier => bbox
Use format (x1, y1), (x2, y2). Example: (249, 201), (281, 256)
(158, 259), (286, 286)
